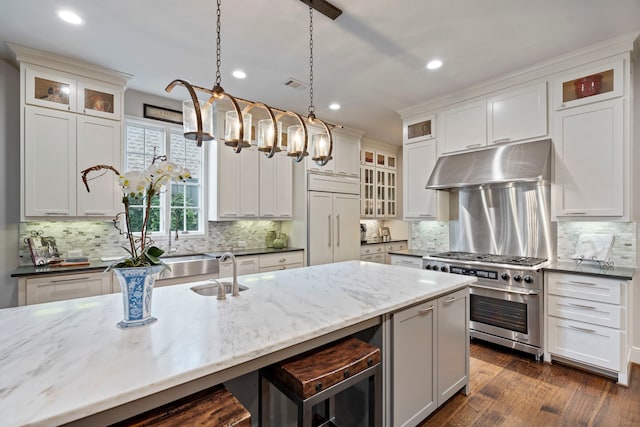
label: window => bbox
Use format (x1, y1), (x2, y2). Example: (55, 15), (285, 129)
(124, 119), (204, 236)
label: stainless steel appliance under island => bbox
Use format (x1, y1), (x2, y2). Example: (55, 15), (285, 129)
(0, 261), (474, 427)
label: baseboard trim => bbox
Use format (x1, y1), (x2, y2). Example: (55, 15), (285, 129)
(631, 346), (640, 365)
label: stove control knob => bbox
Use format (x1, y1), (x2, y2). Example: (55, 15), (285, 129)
(524, 275), (534, 284)
(441, 266), (449, 273)
(513, 274), (522, 282)
(425, 265), (432, 270)
(501, 273), (510, 281)
(432, 266), (441, 272)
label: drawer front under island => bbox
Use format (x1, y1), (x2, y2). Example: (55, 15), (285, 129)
(20, 272), (112, 305)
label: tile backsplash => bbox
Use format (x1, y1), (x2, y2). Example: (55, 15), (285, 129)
(557, 221), (636, 268)
(19, 220), (284, 263)
(408, 221), (449, 253)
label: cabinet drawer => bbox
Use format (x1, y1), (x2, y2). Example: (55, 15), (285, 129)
(259, 251), (304, 268)
(258, 263), (303, 273)
(385, 242), (408, 252)
(546, 273), (624, 304)
(360, 244), (385, 255)
(25, 273), (109, 305)
(547, 316), (621, 371)
(547, 295), (623, 329)
(361, 253), (385, 264)
(390, 255), (423, 269)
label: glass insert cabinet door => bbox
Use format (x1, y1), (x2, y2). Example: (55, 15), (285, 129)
(553, 59), (623, 110)
(26, 67), (77, 111)
(77, 81), (121, 119)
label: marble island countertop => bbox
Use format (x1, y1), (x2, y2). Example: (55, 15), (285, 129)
(0, 260), (475, 426)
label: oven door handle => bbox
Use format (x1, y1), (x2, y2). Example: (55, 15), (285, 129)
(472, 284), (539, 296)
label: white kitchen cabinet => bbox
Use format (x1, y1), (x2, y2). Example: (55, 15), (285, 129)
(552, 98), (624, 218)
(18, 272), (112, 306)
(487, 82), (547, 145)
(360, 144), (398, 219)
(392, 299), (437, 426)
(76, 115), (121, 217)
(392, 289), (469, 426)
(361, 253), (386, 264)
(384, 241), (408, 264)
(307, 131), (360, 177)
(403, 114), (435, 144)
(209, 141), (260, 220)
(403, 139), (443, 220)
(259, 151), (293, 219)
(258, 250), (304, 272)
(360, 241), (408, 264)
(24, 106), (121, 218)
(552, 59), (624, 110)
(545, 272), (630, 384)
(389, 254), (422, 269)
(219, 256), (259, 278)
(436, 288), (469, 404)
(439, 100), (487, 154)
(308, 191), (360, 265)
(25, 63), (122, 120)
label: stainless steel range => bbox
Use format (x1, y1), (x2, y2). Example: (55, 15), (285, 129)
(424, 251), (548, 359)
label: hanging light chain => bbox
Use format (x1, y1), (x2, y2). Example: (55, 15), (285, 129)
(215, 0), (222, 87)
(308, 6), (315, 119)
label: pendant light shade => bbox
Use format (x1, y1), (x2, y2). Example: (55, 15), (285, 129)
(224, 110), (252, 149)
(183, 100), (214, 142)
(258, 119), (282, 155)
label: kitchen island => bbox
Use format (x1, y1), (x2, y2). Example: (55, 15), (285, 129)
(0, 261), (475, 426)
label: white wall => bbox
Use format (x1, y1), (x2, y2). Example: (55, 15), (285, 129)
(0, 59), (20, 308)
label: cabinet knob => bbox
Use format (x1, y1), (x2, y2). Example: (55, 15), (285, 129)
(279, 258), (286, 262)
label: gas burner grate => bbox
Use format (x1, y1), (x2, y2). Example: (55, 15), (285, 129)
(429, 251), (547, 267)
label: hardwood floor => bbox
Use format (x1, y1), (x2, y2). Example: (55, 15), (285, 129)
(419, 340), (640, 427)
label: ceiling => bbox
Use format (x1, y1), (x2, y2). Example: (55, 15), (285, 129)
(1, 0), (639, 145)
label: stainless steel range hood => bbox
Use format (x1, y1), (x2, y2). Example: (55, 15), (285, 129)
(426, 139), (552, 190)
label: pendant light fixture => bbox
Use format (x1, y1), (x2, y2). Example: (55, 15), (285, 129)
(165, 0), (341, 166)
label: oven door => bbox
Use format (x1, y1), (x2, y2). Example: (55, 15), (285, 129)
(469, 284), (541, 349)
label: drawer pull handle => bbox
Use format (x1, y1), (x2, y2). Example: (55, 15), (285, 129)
(419, 306), (434, 315)
(49, 277), (91, 283)
(493, 138), (511, 144)
(443, 297), (456, 304)
(45, 212), (68, 216)
(565, 211), (587, 215)
(567, 303), (596, 310)
(278, 258), (286, 262)
(568, 280), (597, 286)
(569, 325), (596, 333)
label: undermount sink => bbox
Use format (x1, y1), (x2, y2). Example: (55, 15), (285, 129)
(191, 281), (248, 296)
(159, 254), (219, 280)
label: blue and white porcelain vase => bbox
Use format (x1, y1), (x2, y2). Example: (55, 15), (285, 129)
(113, 266), (163, 329)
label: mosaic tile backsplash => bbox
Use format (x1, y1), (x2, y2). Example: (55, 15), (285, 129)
(408, 221), (449, 254)
(19, 220), (283, 264)
(556, 221), (636, 268)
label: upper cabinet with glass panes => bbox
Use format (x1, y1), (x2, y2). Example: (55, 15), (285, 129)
(24, 63), (123, 120)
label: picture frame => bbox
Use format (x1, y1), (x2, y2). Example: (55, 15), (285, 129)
(143, 103), (183, 125)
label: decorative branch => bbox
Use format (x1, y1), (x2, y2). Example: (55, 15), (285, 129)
(80, 165), (121, 193)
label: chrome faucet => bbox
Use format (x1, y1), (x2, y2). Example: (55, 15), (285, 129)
(219, 252), (240, 296)
(168, 221), (179, 253)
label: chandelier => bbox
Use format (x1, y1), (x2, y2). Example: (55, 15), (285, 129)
(165, 0), (342, 166)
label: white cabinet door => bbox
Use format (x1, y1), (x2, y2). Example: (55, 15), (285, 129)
(24, 106), (77, 217)
(332, 193), (360, 263)
(403, 140), (439, 220)
(437, 288), (469, 405)
(487, 82), (547, 145)
(392, 300), (437, 426)
(308, 192), (334, 265)
(439, 100), (487, 154)
(259, 152), (292, 218)
(25, 272), (111, 305)
(553, 98), (623, 217)
(389, 255), (422, 268)
(219, 256), (259, 279)
(334, 133), (360, 177)
(76, 116), (121, 217)
(213, 143), (259, 219)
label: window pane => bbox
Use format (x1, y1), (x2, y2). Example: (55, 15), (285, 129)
(171, 184), (185, 208)
(186, 185), (199, 207)
(171, 208), (184, 230)
(186, 209), (199, 231)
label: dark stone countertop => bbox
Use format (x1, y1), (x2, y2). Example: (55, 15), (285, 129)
(360, 239), (408, 246)
(10, 247), (305, 278)
(543, 261), (636, 281)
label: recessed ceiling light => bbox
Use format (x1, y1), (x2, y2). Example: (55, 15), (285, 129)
(57, 10), (83, 25)
(232, 70), (246, 79)
(426, 59), (443, 70)
(329, 103), (341, 110)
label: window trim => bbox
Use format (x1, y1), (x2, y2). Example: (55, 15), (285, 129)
(124, 115), (206, 238)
